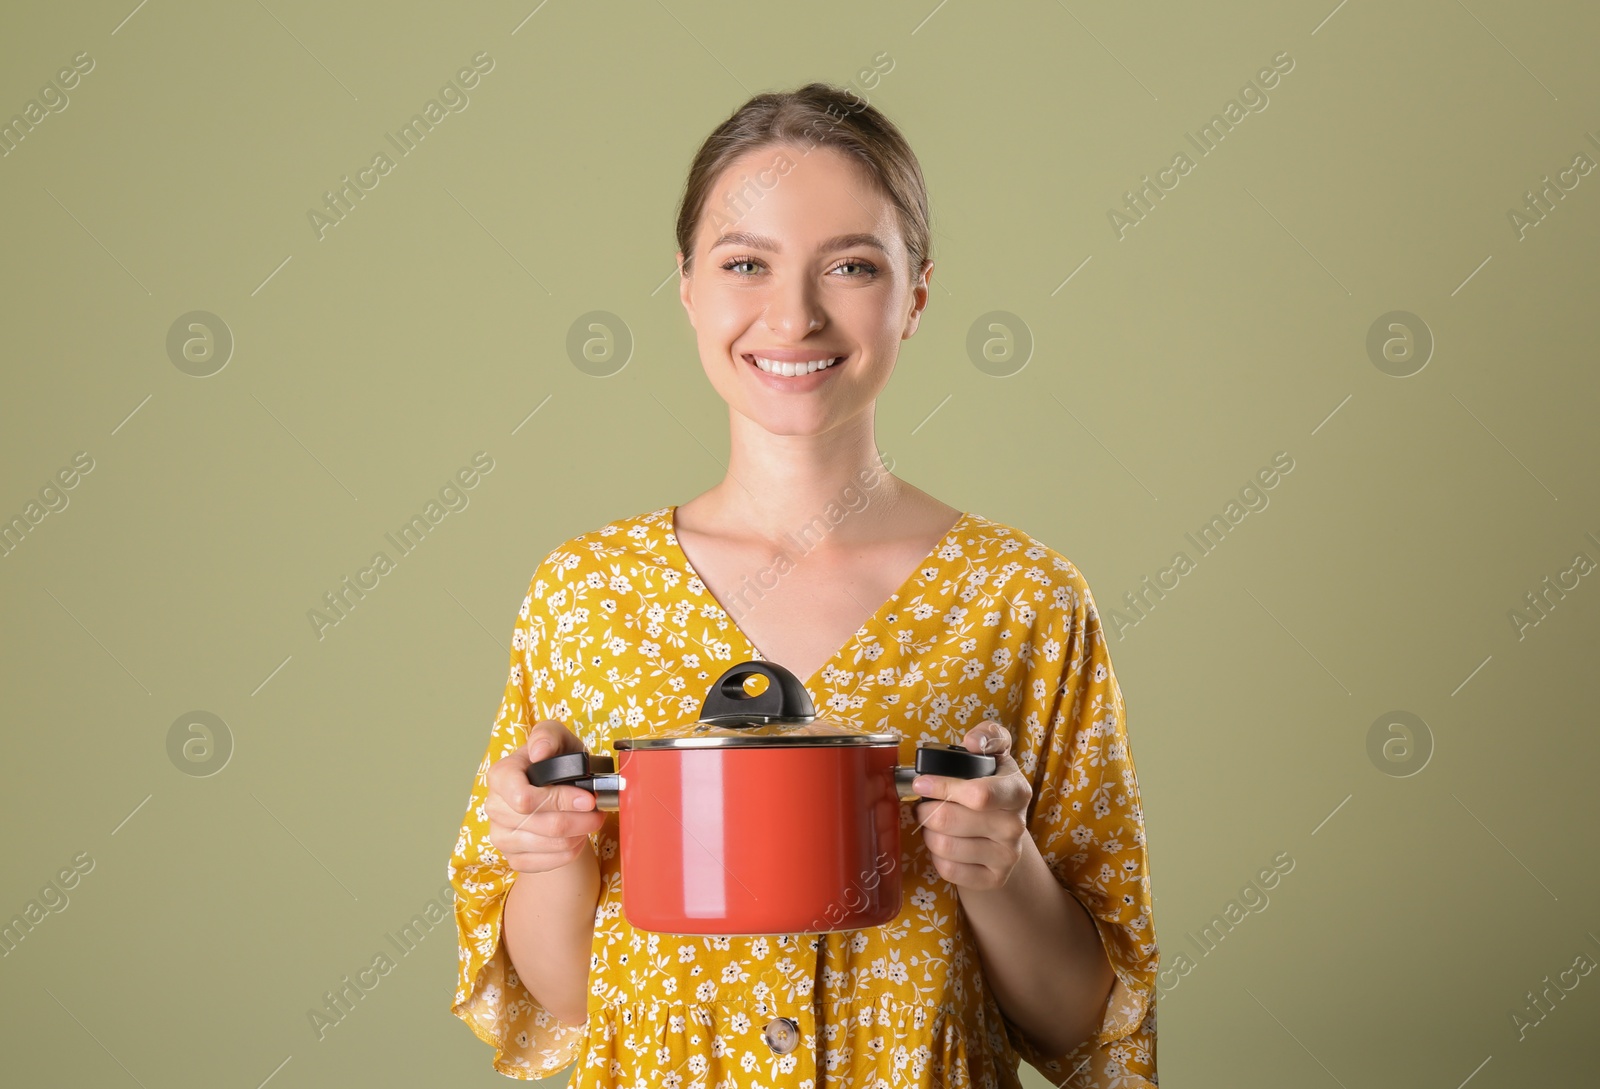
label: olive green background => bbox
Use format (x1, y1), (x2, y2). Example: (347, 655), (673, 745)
(2, 0), (1597, 1085)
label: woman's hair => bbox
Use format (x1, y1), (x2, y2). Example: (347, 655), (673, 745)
(674, 82), (931, 280)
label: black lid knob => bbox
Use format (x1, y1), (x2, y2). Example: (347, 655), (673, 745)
(700, 661), (816, 724)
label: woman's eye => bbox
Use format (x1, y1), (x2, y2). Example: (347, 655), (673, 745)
(718, 257), (878, 278)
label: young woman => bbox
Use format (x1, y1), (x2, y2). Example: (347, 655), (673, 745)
(448, 83), (1159, 1088)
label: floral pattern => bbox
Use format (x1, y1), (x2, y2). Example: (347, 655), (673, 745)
(448, 505), (1158, 1087)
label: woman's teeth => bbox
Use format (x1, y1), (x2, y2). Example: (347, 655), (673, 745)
(749, 355), (842, 376)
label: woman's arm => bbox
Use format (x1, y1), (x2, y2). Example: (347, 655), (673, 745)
(915, 717), (1119, 1056)
(502, 839), (602, 1027)
(958, 834), (1116, 1056)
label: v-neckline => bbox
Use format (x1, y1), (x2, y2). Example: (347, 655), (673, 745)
(663, 504), (971, 691)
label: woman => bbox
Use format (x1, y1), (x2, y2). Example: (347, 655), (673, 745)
(448, 83), (1159, 1088)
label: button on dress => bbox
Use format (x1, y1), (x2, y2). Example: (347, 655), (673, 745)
(448, 505), (1159, 1087)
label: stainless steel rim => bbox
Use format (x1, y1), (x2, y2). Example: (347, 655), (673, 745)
(616, 733), (901, 750)
(698, 713), (818, 726)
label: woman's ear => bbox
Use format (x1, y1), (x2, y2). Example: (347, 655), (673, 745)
(902, 259), (934, 340)
(677, 249), (696, 328)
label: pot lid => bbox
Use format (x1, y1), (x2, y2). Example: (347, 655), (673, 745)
(614, 661), (900, 750)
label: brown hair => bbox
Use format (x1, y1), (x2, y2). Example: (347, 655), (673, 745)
(674, 82), (931, 280)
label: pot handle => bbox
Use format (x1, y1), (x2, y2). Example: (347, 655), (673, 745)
(700, 660), (817, 723)
(526, 751), (622, 811)
(895, 742), (999, 801)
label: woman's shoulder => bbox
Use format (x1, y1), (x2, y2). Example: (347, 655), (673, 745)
(958, 512), (1096, 600)
(529, 505), (681, 582)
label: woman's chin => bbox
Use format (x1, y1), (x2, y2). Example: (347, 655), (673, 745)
(733, 403), (841, 436)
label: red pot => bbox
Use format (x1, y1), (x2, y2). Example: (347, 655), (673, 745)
(528, 660), (998, 935)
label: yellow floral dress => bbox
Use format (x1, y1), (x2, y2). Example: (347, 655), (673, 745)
(448, 505), (1159, 1087)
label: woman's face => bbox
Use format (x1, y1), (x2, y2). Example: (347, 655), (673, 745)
(677, 142), (932, 436)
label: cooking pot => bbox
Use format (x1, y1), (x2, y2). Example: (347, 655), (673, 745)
(527, 660), (998, 935)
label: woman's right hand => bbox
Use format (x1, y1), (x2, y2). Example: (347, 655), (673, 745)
(485, 720), (606, 874)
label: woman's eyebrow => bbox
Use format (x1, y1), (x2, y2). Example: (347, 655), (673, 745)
(711, 230), (888, 254)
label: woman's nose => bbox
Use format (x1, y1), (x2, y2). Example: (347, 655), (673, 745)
(763, 279), (825, 338)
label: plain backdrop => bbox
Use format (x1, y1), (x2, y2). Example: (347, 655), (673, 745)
(1, 1), (1597, 1086)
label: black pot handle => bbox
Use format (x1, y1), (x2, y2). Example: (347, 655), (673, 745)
(700, 660), (816, 724)
(895, 741), (999, 800)
(527, 750), (614, 789)
(915, 742), (999, 779)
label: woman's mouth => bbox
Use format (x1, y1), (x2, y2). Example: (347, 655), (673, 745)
(742, 353), (845, 379)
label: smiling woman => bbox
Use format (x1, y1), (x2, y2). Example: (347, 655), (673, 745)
(448, 82), (1160, 1089)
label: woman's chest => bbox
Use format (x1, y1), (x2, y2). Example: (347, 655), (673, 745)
(679, 537), (937, 684)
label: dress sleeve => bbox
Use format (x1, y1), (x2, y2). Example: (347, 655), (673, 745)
(446, 558), (589, 1079)
(996, 570), (1159, 1086)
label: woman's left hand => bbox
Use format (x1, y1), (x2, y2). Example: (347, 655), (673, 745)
(911, 720), (1034, 891)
